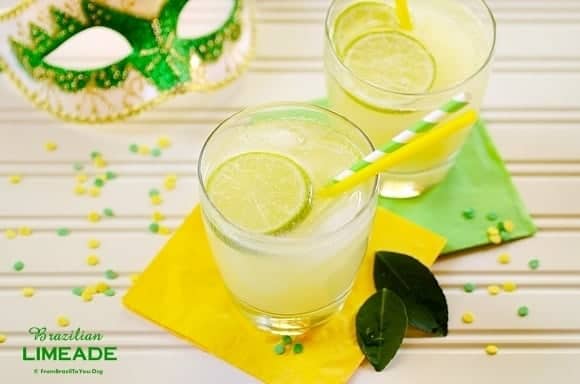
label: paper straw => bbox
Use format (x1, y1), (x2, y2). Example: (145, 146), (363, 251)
(331, 92), (471, 185)
(395, 0), (413, 30)
(317, 109), (478, 197)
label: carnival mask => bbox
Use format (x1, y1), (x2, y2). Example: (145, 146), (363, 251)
(0, 0), (253, 122)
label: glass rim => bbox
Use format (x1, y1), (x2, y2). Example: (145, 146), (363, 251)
(324, 0), (497, 97)
(197, 101), (379, 246)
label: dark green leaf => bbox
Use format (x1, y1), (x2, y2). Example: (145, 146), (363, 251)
(355, 288), (407, 372)
(374, 251), (448, 336)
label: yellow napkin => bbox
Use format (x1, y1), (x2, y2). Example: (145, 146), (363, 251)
(123, 207), (446, 384)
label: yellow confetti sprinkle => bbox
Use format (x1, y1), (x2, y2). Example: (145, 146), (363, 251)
(57, 316), (70, 327)
(76, 173), (88, 183)
(87, 255), (100, 266)
(164, 179), (176, 191)
(502, 281), (517, 292)
(0, 334), (6, 343)
(8, 175), (21, 184)
(4, 229), (17, 240)
(22, 287), (35, 297)
(88, 187), (101, 198)
(74, 184), (87, 195)
(138, 146), (150, 155)
(152, 211), (165, 222)
(96, 282), (109, 293)
(84, 285), (97, 295)
(44, 141), (58, 152)
(159, 226), (171, 235)
(489, 234), (502, 245)
(87, 239), (101, 249)
(81, 291), (93, 302)
(93, 157), (107, 168)
(497, 253), (511, 265)
(87, 211), (101, 223)
(150, 195), (163, 206)
(487, 226), (499, 236)
(485, 345), (498, 356)
(18, 226), (32, 237)
(487, 285), (501, 295)
(157, 136), (172, 149)
(130, 274), (140, 284)
(503, 220), (514, 233)
(462, 312), (475, 324)
(165, 174), (178, 183)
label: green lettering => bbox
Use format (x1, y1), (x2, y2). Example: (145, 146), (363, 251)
(28, 327), (46, 341)
(22, 347), (35, 361)
(41, 347), (58, 360)
(104, 347), (117, 361)
(88, 347), (103, 360)
(72, 347), (87, 360)
(58, 347), (71, 360)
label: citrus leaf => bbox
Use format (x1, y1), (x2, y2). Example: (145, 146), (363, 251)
(374, 251), (448, 336)
(355, 288), (407, 371)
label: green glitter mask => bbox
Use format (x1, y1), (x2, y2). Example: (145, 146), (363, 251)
(0, 0), (254, 123)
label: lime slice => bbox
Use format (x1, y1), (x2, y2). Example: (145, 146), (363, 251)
(343, 30), (436, 94)
(333, 1), (398, 55)
(207, 152), (312, 234)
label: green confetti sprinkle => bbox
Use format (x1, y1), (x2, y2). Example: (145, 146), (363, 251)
(104, 288), (116, 297)
(103, 208), (115, 217)
(73, 162), (84, 171)
(149, 222), (160, 234)
(105, 269), (118, 280)
(129, 144), (139, 153)
(72, 287), (84, 296)
(13, 261), (24, 272)
(90, 151), (101, 159)
(293, 343), (304, 354)
(149, 188), (160, 197)
(94, 178), (105, 188)
(274, 344), (285, 355)
(56, 228), (70, 237)
(281, 335), (292, 345)
(463, 282), (476, 293)
(500, 230), (510, 242)
(486, 212), (498, 221)
(151, 148), (162, 157)
(462, 208), (475, 220)
(105, 171), (117, 180)
(528, 259), (540, 270)
(518, 306), (529, 317)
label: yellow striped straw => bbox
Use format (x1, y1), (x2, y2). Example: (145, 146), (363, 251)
(395, 0), (413, 30)
(317, 109), (478, 198)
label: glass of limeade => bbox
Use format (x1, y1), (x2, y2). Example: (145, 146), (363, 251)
(197, 103), (379, 334)
(324, 0), (496, 198)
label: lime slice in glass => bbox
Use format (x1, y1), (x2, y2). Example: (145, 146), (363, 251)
(333, 1), (398, 55)
(343, 30), (436, 94)
(207, 152), (312, 234)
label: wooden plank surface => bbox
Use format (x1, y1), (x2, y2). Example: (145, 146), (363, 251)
(1, 0), (580, 383)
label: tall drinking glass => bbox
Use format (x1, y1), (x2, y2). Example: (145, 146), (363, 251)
(324, 0), (496, 198)
(198, 103), (379, 334)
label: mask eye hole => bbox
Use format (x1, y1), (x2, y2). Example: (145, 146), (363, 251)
(177, 0), (233, 39)
(44, 26), (133, 70)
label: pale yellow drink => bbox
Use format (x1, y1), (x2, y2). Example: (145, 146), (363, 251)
(198, 104), (378, 334)
(324, 0), (495, 198)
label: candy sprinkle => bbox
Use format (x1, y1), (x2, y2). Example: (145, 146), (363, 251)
(487, 227), (499, 236)
(72, 287), (84, 296)
(486, 212), (498, 221)
(4, 229), (17, 240)
(56, 228), (70, 237)
(129, 144), (139, 153)
(462, 208), (475, 220)
(151, 148), (162, 157)
(76, 173), (88, 183)
(104, 288), (116, 297)
(293, 343), (304, 354)
(158, 226), (171, 236)
(487, 285), (500, 296)
(149, 188), (160, 197)
(103, 208), (115, 217)
(138, 146), (150, 156)
(274, 344), (285, 355)
(499, 220), (515, 233)
(87, 239), (101, 249)
(485, 345), (498, 356)
(18, 226), (32, 237)
(518, 306), (529, 317)
(87, 255), (100, 266)
(149, 223), (160, 234)
(73, 162), (84, 171)
(152, 211), (165, 222)
(22, 287), (35, 298)
(88, 187), (101, 198)
(94, 178), (105, 188)
(489, 234), (502, 245)
(90, 151), (102, 160)
(105, 269), (118, 280)
(74, 184), (87, 195)
(13, 261), (24, 272)
(150, 195), (163, 206)
(105, 171), (117, 180)
(502, 281), (517, 292)
(96, 282), (109, 293)
(528, 259), (540, 270)
(497, 253), (511, 265)
(462, 312), (475, 324)
(57, 316), (70, 327)
(8, 174), (21, 184)
(0, 334), (6, 343)
(157, 136), (172, 149)
(463, 282), (476, 293)
(81, 291), (93, 302)
(44, 141), (58, 152)
(282, 335), (292, 345)
(87, 211), (101, 223)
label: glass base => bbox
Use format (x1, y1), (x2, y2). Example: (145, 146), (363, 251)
(380, 157), (456, 199)
(235, 290), (351, 335)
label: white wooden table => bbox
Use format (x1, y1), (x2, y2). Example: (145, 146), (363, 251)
(1, 0), (580, 383)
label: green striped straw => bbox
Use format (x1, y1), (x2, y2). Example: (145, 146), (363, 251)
(332, 92), (471, 183)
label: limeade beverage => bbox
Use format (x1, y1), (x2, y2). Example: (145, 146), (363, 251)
(324, 0), (495, 197)
(198, 104), (378, 334)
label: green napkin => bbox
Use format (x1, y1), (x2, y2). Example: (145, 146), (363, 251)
(379, 120), (537, 253)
